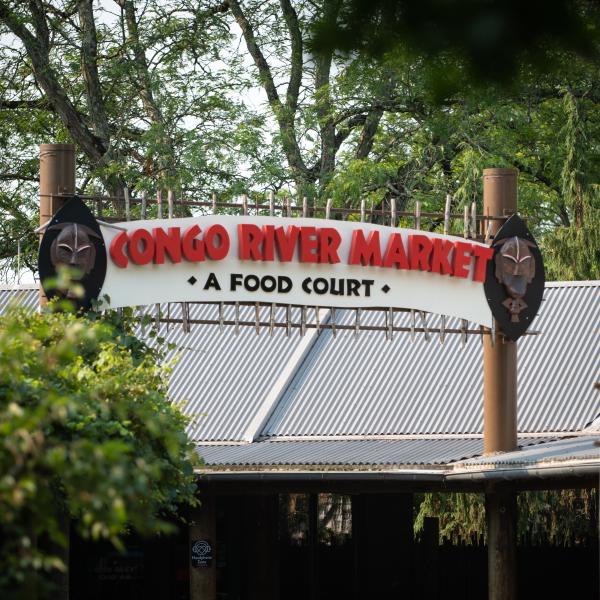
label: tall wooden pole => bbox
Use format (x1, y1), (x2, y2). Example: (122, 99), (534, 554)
(482, 167), (518, 600)
(39, 144), (75, 305)
(39, 143), (75, 600)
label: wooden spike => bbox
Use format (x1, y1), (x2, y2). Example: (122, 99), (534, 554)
(415, 201), (421, 230)
(242, 194), (248, 215)
(463, 205), (469, 238)
(444, 194), (451, 235)
(326, 198), (332, 219)
(390, 197), (396, 227)
(461, 319), (468, 347)
(302, 196), (308, 217)
(141, 191), (147, 220)
(124, 188), (130, 221)
(269, 190), (274, 216)
(301, 305), (306, 337)
(471, 201), (477, 239)
(168, 189), (175, 219)
(156, 190), (162, 219)
(155, 304), (161, 331)
(419, 311), (430, 342)
(360, 199), (366, 223)
(212, 192), (217, 214)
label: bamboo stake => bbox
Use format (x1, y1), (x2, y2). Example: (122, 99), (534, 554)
(444, 194), (451, 235)
(124, 188), (131, 220)
(168, 189), (174, 219)
(156, 190), (162, 219)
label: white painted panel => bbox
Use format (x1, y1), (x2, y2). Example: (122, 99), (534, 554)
(99, 215), (493, 326)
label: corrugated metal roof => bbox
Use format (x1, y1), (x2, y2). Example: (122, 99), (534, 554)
(452, 435), (600, 469)
(1, 282), (598, 446)
(154, 303), (317, 442)
(263, 282), (599, 437)
(196, 437), (546, 467)
(0, 285), (39, 313)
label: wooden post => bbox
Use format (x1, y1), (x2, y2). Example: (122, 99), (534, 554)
(38, 144), (76, 599)
(483, 168), (518, 453)
(39, 144), (75, 306)
(189, 492), (217, 600)
(482, 167), (518, 600)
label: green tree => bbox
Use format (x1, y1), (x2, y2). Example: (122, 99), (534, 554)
(414, 489), (598, 546)
(0, 305), (199, 599)
(0, 1), (598, 281)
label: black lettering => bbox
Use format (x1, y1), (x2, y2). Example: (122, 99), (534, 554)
(346, 279), (361, 296)
(313, 278), (328, 295)
(204, 272), (221, 291)
(230, 273), (243, 291)
(245, 274), (260, 291)
(362, 279), (374, 297)
(302, 277), (312, 294)
(278, 276), (293, 293)
(261, 275), (277, 292)
(330, 278), (343, 295)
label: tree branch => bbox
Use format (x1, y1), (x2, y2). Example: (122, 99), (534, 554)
(78, 0), (111, 145)
(228, 0), (309, 182)
(280, 0), (302, 114)
(0, 0), (106, 162)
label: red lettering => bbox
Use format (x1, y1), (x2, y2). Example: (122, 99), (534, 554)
(409, 235), (432, 271)
(204, 225), (229, 260)
(318, 228), (341, 264)
(262, 225), (275, 261)
(453, 241), (473, 278)
(182, 225), (205, 262)
(348, 230), (382, 266)
(430, 238), (454, 275)
(300, 227), (318, 263)
(153, 227), (181, 264)
(129, 228), (154, 265)
(275, 226), (299, 262)
(238, 224), (263, 260)
(110, 231), (129, 268)
(382, 233), (408, 269)
(472, 244), (494, 282)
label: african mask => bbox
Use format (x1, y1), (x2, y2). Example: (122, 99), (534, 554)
(494, 236), (537, 322)
(48, 222), (100, 276)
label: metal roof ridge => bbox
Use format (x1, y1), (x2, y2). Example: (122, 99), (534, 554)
(240, 308), (331, 442)
(544, 280), (600, 287)
(253, 432), (578, 442)
(0, 283), (39, 290)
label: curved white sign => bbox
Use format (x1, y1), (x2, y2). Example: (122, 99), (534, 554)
(99, 215), (494, 326)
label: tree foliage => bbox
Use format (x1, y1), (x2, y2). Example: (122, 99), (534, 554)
(414, 489), (598, 547)
(0, 304), (198, 598)
(0, 1), (597, 281)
